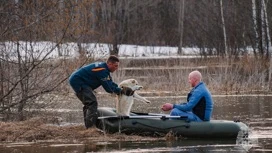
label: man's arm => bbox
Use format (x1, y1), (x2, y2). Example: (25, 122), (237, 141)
(173, 89), (202, 111)
(101, 77), (121, 94)
(95, 69), (121, 94)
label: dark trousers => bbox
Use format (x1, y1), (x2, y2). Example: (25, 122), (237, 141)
(76, 87), (98, 129)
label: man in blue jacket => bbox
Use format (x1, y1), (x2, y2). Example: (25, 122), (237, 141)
(69, 55), (133, 128)
(161, 70), (213, 121)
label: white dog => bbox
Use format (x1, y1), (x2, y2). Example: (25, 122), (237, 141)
(116, 79), (151, 116)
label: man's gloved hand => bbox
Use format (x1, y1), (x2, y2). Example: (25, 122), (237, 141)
(121, 87), (135, 96)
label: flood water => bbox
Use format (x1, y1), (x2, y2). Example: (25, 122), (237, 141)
(1, 95), (272, 153)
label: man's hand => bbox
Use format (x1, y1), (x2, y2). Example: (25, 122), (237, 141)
(161, 103), (173, 111)
(121, 87), (135, 96)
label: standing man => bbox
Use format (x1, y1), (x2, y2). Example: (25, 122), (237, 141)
(69, 55), (133, 128)
(161, 70), (213, 122)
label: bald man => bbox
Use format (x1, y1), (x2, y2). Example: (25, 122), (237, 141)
(161, 70), (213, 121)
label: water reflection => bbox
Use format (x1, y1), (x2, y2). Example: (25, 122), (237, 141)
(1, 95), (272, 152)
(2, 139), (260, 153)
(0, 139), (247, 153)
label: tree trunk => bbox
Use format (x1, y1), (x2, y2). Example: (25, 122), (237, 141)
(178, 0), (185, 55)
(261, 0), (272, 88)
(252, 0), (259, 57)
(220, 0), (228, 57)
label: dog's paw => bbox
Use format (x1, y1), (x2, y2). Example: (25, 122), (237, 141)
(145, 100), (151, 104)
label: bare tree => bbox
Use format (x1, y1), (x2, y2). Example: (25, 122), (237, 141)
(0, 0), (82, 121)
(252, 0), (259, 57)
(261, 0), (272, 88)
(178, 0), (185, 55)
(220, 0), (228, 57)
(99, 0), (126, 55)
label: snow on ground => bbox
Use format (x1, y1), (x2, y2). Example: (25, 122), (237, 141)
(1, 41), (201, 60)
(1, 41), (254, 60)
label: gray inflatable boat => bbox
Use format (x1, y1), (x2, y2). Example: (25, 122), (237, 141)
(96, 107), (249, 139)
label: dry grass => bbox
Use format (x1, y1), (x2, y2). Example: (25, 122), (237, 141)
(115, 56), (272, 95)
(51, 55), (272, 95)
(0, 117), (164, 143)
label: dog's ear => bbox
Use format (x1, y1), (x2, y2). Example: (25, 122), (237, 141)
(121, 87), (135, 96)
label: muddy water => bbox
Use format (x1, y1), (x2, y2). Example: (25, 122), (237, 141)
(1, 95), (272, 152)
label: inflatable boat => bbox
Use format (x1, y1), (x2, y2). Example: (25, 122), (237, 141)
(96, 107), (249, 139)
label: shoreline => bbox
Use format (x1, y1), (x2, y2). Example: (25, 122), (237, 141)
(0, 118), (166, 143)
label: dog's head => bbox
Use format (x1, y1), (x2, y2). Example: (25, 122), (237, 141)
(118, 79), (143, 91)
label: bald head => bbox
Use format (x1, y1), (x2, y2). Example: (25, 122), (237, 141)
(188, 70), (202, 87)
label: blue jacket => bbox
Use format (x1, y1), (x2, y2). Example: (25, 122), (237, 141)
(173, 82), (213, 121)
(69, 62), (121, 94)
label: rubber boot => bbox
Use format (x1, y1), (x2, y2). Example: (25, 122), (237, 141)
(84, 106), (98, 129)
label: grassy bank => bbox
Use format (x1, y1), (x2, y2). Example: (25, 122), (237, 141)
(0, 117), (163, 142)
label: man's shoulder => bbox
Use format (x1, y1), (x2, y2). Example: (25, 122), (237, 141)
(84, 62), (107, 72)
(193, 82), (209, 94)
